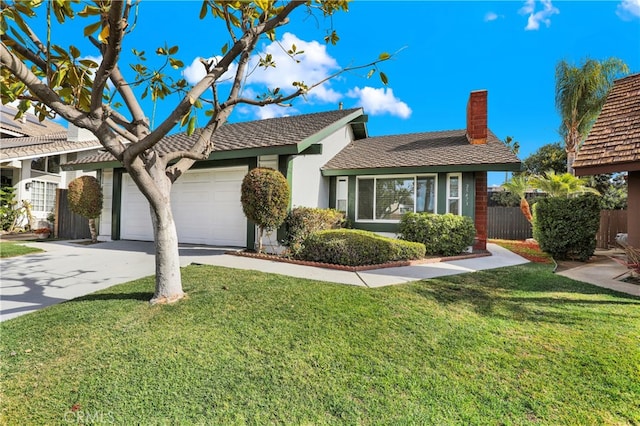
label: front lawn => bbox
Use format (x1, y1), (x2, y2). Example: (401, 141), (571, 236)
(1, 264), (638, 424)
(0, 241), (43, 258)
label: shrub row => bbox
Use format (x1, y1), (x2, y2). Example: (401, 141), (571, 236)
(399, 212), (475, 256)
(533, 194), (600, 261)
(298, 229), (425, 266)
(283, 207), (345, 255)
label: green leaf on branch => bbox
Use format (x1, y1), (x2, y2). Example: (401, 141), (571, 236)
(379, 52), (391, 61)
(380, 72), (388, 85)
(187, 116), (196, 136)
(83, 21), (102, 37)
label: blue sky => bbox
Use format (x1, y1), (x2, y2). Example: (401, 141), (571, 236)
(23, 1), (640, 184)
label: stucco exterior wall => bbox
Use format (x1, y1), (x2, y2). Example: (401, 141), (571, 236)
(290, 125), (354, 208)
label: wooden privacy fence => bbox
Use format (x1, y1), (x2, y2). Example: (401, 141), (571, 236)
(596, 210), (627, 249)
(54, 188), (91, 240)
(488, 207), (533, 240)
(488, 206), (627, 247)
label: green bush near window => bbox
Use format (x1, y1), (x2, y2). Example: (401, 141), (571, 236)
(299, 229), (425, 266)
(399, 212), (476, 256)
(283, 207), (345, 256)
(533, 194), (600, 261)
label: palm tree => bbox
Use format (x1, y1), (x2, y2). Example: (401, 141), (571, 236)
(555, 57), (628, 175)
(502, 175), (533, 223)
(530, 171), (600, 198)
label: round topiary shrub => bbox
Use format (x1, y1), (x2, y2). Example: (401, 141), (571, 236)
(398, 212), (476, 256)
(67, 175), (103, 242)
(299, 229), (425, 266)
(240, 167), (290, 252)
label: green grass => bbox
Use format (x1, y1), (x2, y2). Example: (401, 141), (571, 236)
(0, 241), (43, 258)
(1, 264), (638, 424)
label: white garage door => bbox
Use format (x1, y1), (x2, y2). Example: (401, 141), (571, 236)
(120, 166), (248, 247)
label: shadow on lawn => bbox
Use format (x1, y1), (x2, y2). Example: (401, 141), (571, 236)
(409, 266), (640, 325)
(412, 283), (640, 325)
(68, 292), (154, 303)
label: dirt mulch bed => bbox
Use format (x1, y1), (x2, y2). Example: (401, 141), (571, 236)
(228, 250), (491, 272)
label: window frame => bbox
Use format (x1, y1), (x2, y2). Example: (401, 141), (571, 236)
(30, 155), (61, 175)
(335, 176), (348, 213)
(30, 180), (58, 213)
(355, 174), (438, 223)
(446, 172), (462, 215)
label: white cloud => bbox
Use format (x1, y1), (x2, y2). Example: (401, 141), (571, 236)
(617, 0), (640, 20)
(182, 56), (237, 85)
(484, 12), (499, 22)
(245, 32), (342, 103)
(347, 87), (411, 119)
(519, 0), (559, 30)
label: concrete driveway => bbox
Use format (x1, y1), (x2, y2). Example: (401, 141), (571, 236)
(1, 240), (532, 321)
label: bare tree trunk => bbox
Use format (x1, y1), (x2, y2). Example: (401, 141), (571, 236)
(138, 165), (185, 305)
(88, 218), (98, 243)
(149, 200), (184, 304)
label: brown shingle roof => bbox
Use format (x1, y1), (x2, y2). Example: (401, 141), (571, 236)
(322, 128), (520, 172)
(1, 132), (102, 161)
(66, 108), (363, 167)
(574, 73), (640, 175)
(1, 104), (67, 137)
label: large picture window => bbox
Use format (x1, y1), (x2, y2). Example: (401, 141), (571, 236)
(356, 175), (436, 221)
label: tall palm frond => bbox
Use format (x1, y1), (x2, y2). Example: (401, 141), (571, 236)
(555, 57), (628, 174)
(530, 171), (600, 198)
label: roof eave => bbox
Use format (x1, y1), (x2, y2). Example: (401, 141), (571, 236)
(321, 162), (522, 176)
(295, 108), (365, 153)
(574, 160), (640, 176)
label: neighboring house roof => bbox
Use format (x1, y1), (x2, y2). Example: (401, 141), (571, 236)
(1, 132), (102, 161)
(1, 104), (67, 137)
(322, 128), (521, 175)
(65, 108), (366, 170)
(1, 105), (102, 162)
(574, 73), (640, 175)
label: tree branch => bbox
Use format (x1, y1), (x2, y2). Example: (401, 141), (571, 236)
(90, 1), (125, 117)
(161, 150), (208, 164)
(0, 34), (48, 72)
(1, 42), (84, 123)
(127, 1), (304, 161)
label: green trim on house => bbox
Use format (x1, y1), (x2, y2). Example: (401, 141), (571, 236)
(112, 168), (123, 241)
(322, 163), (521, 177)
(246, 157), (258, 250)
(328, 176), (337, 209)
(342, 171), (480, 235)
(462, 172), (475, 219)
(299, 144), (323, 155)
(295, 109), (365, 154)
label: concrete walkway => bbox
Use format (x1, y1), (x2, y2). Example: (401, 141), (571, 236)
(1, 239), (637, 321)
(556, 255), (640, 297)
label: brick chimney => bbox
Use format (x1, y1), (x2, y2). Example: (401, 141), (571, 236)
(466, 90), (488, 144)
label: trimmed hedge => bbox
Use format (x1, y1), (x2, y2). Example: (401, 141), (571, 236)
(299, 229), (425, 266)
(399, 212), (476, 256)
(283, 207), (345, 256)
(533, 194), (600, 261)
